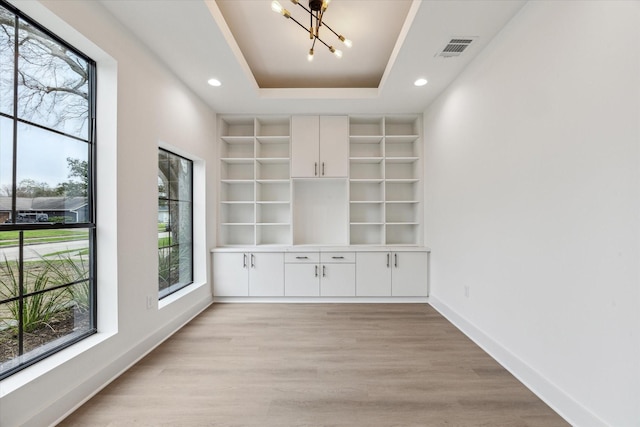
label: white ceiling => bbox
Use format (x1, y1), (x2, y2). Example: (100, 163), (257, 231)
(98, 0), (526, 115)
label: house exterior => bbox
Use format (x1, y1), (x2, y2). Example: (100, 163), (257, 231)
(0, 196), (88, 223)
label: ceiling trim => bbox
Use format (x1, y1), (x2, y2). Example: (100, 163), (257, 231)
(205, 0), (259, 91)
(258, 88), (380, 99)
(378, 0), (422, 91)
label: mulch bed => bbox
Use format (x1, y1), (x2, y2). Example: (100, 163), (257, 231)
(0, 309), (90, 364)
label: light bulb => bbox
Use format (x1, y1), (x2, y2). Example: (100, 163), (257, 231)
(339, 35), (352, 48)
(333, 48), (343, 58)
(207, 78), (221, 87)
(322, 0), (331, 10)
(414, 78), (428, 87)
(271, 0), (283, 13)
(307, 49), (314, 62)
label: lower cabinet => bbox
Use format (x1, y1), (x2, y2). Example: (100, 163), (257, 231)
(356, 251), (428, 297)
(390, 252), (428, 296)
(284, 252), (356, 297)
(213, 249), (427, 298)
(213, 252), (284, 297)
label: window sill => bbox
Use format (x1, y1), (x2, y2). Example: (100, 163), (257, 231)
(0, 330), (117, 398)
(158, 281), (209, 310)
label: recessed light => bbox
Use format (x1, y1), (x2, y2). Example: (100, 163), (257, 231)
(207, 78), (221, 87)
(414, 78), (428, 87)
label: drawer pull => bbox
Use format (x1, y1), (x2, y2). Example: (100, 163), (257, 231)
(315, 265), (319, 277)
(322, 265), (326, 277)
(331, 256), (344, 259)
(296, 256), (309, 259)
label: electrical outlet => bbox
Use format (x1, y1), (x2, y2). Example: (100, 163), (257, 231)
(146, 295), (153, 309)
(464, 285), (470, 298)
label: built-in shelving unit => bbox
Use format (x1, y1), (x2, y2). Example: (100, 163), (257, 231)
(349, 115), (422, 246)
(218, 116), (291, 246)
(218, 114), (422, 247)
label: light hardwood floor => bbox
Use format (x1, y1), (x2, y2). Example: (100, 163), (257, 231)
(60, 304), (568, 426)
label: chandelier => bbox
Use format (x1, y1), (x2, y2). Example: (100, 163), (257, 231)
(271, 0), (352, 61)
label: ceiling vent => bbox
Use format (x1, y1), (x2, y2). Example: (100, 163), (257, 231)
(437, 38), (476, 58)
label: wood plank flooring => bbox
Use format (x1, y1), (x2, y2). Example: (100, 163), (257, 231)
(59, 304), (568, 427)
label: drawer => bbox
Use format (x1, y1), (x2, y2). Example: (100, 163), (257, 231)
(321, 252), (355, 263)
(285, 252), (320, 263)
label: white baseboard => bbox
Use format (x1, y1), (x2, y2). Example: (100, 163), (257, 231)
(428, 296), (607, 427)
(213, 296), (429, 303)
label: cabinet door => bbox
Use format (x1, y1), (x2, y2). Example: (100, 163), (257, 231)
(355, 252), (391, 296)
(320, 263), (355, 296)
(285, 263), (320, 296)
(213, 252), (248, 297)
(319, 116), (348, 178)
(249, 253), (284, 296)
(291, 116), (320, 178)
(391, 252), (428, 296)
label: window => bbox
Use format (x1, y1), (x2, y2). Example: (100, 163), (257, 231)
(0, 1), (96, 379)
(158, 149), (193, 298)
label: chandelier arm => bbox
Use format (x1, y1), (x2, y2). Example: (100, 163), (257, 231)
(313, 34), (333, 51)
(294, 2), (313, 15)
(321, 21), (341, 39)
(286, 13), (313, 38)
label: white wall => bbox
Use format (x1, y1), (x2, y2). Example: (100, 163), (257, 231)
(0, 1), (216, 426)
(424, 1), (639, 426)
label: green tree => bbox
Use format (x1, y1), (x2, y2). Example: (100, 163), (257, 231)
(1, 178), (57, 197)
(56, 157), (88, 197)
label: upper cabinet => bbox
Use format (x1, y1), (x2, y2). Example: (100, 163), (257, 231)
(291, 115), (348, 178)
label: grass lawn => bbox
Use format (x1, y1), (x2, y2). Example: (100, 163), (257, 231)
(0, 229), (88, 248)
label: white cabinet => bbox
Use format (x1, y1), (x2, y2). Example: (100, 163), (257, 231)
(391, 251), (428, 296)
(213, 252), (249, 297)
(320, 252), (355, 296)
(291, 115), (348, 178)
(355, 252), (392, 296)
(284, 263), (320, 296)
(320, 263), (355, 296)
(284, 252), (355, 297)
(213, 252), (284, 297)
(355, 251), (428, 297)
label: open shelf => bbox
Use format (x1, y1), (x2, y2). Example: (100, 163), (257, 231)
(385, 224), (419, 245)
(220, 224), (255, 246)
(218, 115), (291, 246)
(350, 224), (384, 245)
(347, 115), (422, 246)
(220, 117), (254, 137)
(256, 116), (290, 137)
(350, 202), (383, 223)
(349, 116), (384, 136)
(256, 159), (290, 180)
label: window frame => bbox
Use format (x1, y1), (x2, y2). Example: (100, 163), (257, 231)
(158, 148), (194, 299)
(0, 0), (97, 380)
